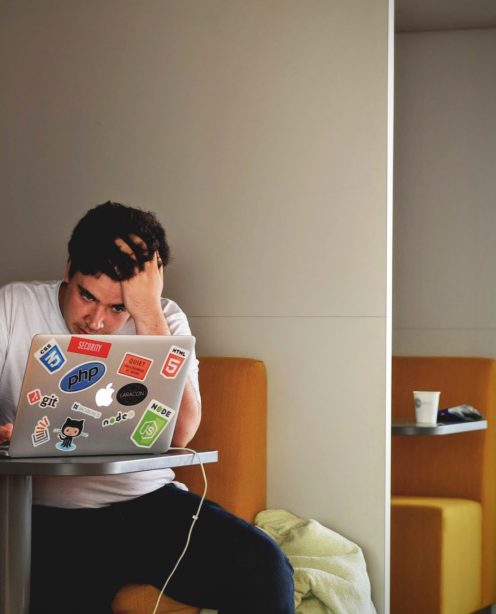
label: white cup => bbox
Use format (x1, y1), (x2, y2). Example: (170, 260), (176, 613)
(413, 391), (441, 426)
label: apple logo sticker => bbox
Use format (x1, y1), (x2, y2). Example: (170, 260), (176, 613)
(95, 383), (115, 407)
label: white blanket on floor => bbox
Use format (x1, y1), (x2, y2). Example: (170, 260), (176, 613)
(200, 508), (376, 614)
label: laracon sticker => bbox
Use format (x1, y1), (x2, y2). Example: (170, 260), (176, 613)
(102, 410), (135, 428)
(71, 401), (102, 419)
(59, 362), (106, 393)
(68, 336), (112, 358)
(161, 346), (190, 380)
(130, 400), (176, 448)
(31, 416), (50, 447)
(34, 339), (66, 374)
(117, 383), (148, 406)
(117, 353), (153, 381)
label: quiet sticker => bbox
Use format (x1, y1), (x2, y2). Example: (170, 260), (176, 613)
(161, 346), (190, 380)
(68, 336), (112, 358)
(117, 353), (153, 381)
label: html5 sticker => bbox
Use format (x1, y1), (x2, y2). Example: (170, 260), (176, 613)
(34, 339), (67, 374)
(161, 346), (190, 380)
(117, 353), (153, 381)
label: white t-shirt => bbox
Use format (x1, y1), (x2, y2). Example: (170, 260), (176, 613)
(0, 280), (200, 508)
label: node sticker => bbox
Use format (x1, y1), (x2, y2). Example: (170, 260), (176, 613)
(68, 336), (112, 358)
(130, 400), (176, 448)
(34, 339), (66, 374)
(117, 353), (153, 381)
(31, 416), (50, 447)
(161, 346), (190, 380)
(102, 410), (135, 428)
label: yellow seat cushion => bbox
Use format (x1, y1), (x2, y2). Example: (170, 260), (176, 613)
(391, 496), (482, 614)
(112, 584), (198, 614)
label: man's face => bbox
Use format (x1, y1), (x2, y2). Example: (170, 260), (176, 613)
(59, 270), (131, 335)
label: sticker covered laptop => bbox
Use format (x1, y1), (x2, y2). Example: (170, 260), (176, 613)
(5, 334), (195, 457)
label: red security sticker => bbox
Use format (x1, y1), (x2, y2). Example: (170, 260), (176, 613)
(118, 353), (153, 381)
(68, 337), (112, 358)
(28, 389), (42, 405)
(161, 346), (190, 379)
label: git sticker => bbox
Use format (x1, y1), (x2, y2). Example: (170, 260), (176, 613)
(161, 346), (190, 379)
(31, 416), (50, 447)
(28, 389), (42, 405)
(130, 400), (176, 448)
(118, 353), (153, 381)
(34, 339), (66, 374)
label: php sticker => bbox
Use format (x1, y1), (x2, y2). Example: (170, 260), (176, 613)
(59, 362), (106, 393)
(31, 416), (50, 447)
(117, 353), (153, 381)
(130, 400), (176, 448)
(161, 346), (190, 380)
(68, 336), (112, 358)
(34, 339), (67, 374)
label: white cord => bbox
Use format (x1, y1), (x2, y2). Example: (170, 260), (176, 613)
(151, 446), (208, 614)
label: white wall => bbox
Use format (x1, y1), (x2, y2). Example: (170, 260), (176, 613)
(0, 2), (392, 610)
(394, 28), (496, 356)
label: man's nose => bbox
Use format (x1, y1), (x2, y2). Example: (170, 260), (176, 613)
(86, 304), (105, 331)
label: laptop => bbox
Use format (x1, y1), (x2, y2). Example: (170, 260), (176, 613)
(1, 333), (195, 458)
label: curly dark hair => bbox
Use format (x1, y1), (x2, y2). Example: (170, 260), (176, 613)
(67, 201), (170, 280)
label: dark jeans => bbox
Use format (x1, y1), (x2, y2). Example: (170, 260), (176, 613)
(30, 484), (295, 614)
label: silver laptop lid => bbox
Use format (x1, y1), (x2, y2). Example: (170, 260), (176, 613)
(9, 334), (195, 458)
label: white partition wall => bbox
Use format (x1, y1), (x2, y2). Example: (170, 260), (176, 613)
(0, 2), (392, 611)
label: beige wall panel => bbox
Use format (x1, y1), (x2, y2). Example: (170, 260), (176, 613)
(192, 314), (387, 611)
(1, 0), (388, 318)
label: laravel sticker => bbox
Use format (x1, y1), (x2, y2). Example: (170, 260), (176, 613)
(161, 346), (190, 379)
(118, 353), (153, 381)
(68, 336), (112, 358)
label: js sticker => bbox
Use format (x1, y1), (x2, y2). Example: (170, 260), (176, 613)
(130, 400), (176, 448)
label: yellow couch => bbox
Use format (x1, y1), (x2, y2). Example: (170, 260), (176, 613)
(112, 356), (267, 614)
(391, 356), (496, 614)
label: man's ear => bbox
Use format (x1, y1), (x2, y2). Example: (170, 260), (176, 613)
(63, 260), (71, 283)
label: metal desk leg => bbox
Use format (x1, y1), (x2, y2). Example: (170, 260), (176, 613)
(0, 475), (32, 614)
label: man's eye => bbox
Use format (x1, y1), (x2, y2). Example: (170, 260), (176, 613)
(112, 305), (126, 314)
(80, 289), (94, 301)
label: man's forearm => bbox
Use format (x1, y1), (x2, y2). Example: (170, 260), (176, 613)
(172, 380), (201, 447)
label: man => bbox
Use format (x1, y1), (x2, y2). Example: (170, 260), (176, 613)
(0, 201), (294, 614)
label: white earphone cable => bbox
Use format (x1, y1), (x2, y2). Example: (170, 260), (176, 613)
(151, 447), (208, 614)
